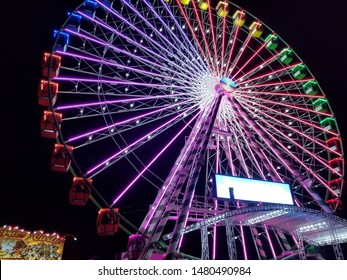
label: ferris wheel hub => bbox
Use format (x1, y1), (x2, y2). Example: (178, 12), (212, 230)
(220, 77), (237, 93)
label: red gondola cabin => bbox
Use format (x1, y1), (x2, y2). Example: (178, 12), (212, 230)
(42, 52), (61, 78)
(69, 177), (92, 206)
(51, 144), (73, 172)
(96, 208), (120, 236)
(38, 80), (59, 107)
(40, 111), (62, 139)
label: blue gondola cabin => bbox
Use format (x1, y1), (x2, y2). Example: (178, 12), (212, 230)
(96, 208), (120, 236)
(69, 177), (92, 206)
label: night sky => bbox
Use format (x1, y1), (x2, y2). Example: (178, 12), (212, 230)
(1, 0), (347, 259)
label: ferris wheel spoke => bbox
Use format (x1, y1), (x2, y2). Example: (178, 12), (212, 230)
(159, 0), (210, 73)
(228, 34), (252, 76)
(232, 33), (274, 79)
(239, 99), (342, 158)
(237, 92), (333, 117)
(236, 95), (339, 138)
(117, 0), (208, 75)
(234, 49), (289, 82)
(110, 111), (199, 206)
(261, 127), (338, 198)
(64, 99), (192, 144)
(77, 11), (197, 80)
(86, 105), (200, 177)
(175, 1), (217, 75)
(236, 62), (302, 87)
(248, 109), (342, 177)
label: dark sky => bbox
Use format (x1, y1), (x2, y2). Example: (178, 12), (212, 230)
(1, 0), (347, 259)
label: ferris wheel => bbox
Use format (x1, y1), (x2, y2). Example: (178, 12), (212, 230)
(38, 0), (347, 260)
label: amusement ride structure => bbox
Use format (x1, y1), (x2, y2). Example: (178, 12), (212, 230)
(38, 0), (347, 259)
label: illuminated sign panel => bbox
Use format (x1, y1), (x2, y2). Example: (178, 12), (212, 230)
(213, 174), (294, 205)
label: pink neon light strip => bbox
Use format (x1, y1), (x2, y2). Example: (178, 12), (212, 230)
(229, 35), (252, 75)
(239, 222), (248, 260)
(256, 117), (342, 178)
(190, 0), (218, 76)
(206, 0), (220, 77)
(175, 0), (216, 75)
(232, 33), (272, 78)
(264, 226), (276, 259)
(235, 49), (290, 82)
(242, 103), (342, 157)
(236, 93), (333, 118)
(236, 96), (338, 137)
(237, 89), (324, 99)
(260, 125), (338, 196)
(236, 62), (302, 86)
(223, 25), (241, 77)
(219, 3), (227, 75)
(56, 93), (188, 111)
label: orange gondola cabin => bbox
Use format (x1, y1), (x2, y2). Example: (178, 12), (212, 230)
(51, 144), (73, 172)
(69, 177), (92, 206)
(96, 208), (120, 236)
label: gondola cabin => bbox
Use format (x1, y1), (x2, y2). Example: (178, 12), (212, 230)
(328, 178), (343, 196)
(126, 233), (146, 260)
(51, 144), (73, 172)
(38, 80), (59, 107)
(249, 21), (263, 38)
(42, 52), (61, 78)
(96, 208), (120, 236)
(69, 177), (92, 206)
(232, 10), (246, 27)
(216, 1), (229, 17)
(40, 111), (62, 139)
(197, 0), (208, 10)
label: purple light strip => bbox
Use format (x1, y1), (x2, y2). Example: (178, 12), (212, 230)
(86, 104), (198, 176)
(142, 104), (209, 230)
(65, 29), (182, 76)
(111, 112), (199, 207)
(264, 226), (276, 259)
(68, 99), (188, 143)
(57, 50), (188, 85)
(56, 92), (187, 111)
(84, 7), (193, 78)
(239, 222), (248, 260)
(54, 76), (189, 90)
(114, 0), (206, 75)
